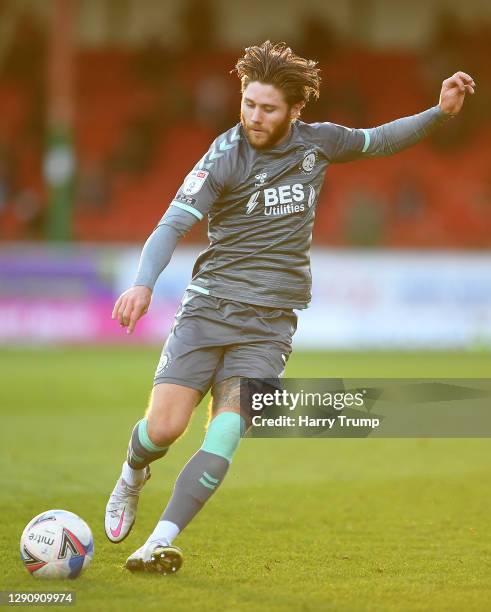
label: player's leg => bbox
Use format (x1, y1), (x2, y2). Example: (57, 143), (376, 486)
(105, 383), (200, 543)
(107, 289), (224, 547)
(123, 291), (231, 571)
(150, 377), (244, 538)
(127, 383), (200, 477)
(142, 306), (297, 550)
(125, 376), (244, 573)
(125, 298), (296, 573)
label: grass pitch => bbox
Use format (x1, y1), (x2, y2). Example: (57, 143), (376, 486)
(1, 347), (490, 611)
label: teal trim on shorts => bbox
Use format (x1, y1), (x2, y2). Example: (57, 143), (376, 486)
(201, 412), (245, 463)
(170, 199), (204, 220)
(188, 284), (210, 295)
(137, 418), (168, 453)
(361, 129), (371, 153)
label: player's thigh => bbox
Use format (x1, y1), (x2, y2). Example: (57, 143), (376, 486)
(213, 305), (297, 389)
(210, 343), (287, 424)
(210, 375), (273, 436)
(146, 383), (201, 445)
(210, 307), (296, 419)
(148, 291), (228, 443)
(154, 290), (225, 393)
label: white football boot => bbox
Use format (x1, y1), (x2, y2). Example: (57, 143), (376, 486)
(104, 466), (150, 543)
(125, 540), (183, 574)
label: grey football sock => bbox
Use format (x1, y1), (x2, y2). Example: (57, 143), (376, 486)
(162, 450), (229, 529)
(127, 418), (169, 469)
(157, 412), (244, 533)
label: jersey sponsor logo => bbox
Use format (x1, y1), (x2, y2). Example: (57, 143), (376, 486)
(245, 183), (317, 217)
(182, 170), (209, 195)
(301, 150), (317, 173)
(264, 184), (304, 206)
(245, 191), (261, 215)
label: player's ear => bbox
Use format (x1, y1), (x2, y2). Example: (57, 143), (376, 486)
(290, 102), (304, 121)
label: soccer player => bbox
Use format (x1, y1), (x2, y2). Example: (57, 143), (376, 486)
(104, 41), (475, 574)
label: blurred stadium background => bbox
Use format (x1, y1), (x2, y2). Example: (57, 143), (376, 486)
(0, 0), (490, 349)
(1, 2), (491, 609)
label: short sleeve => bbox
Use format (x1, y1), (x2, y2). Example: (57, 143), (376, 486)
(310, 122), (369, 164)
(170, 125), (241, 221)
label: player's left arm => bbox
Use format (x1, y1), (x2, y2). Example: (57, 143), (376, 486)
(324, 72), (476, 162)
(362, 71), (476, 157)
(438, 71), (475, 116)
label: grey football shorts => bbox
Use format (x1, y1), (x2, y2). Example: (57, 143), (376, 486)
(153, 289), (298, 395)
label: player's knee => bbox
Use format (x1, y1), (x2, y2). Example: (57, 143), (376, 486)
(201, 412), (246, 463)
(146, 416), (187, 447)
(145, 384), (197, 446)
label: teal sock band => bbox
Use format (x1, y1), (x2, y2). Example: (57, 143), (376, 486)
(127, 418), (169, 469)
(138, 418), (168, 453)
(201, 412), (245, 464)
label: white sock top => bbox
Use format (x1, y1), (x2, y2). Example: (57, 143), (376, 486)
(148, 520), (181, 546)
(122, 461), (146, 487)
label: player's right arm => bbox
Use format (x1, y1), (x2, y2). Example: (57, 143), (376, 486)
(113, 128), (238, 333)
(112, 208), (198, 334)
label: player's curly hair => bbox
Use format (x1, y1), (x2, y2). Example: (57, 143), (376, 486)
(234, 41), (321, 107)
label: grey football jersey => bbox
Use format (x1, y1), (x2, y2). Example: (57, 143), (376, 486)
(165, 106), (447, 309)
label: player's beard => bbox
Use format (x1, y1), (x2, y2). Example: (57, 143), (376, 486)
(240, 111), (293, 150)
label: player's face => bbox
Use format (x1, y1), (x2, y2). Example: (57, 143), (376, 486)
(241, 82), (301, 149)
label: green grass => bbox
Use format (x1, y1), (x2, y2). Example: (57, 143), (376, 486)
(1, 347), (491, 611)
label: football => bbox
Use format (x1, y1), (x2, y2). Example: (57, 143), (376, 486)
(20, 509), (94, 579)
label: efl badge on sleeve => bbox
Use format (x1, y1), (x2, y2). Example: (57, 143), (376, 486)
(182, 170), (209, 195)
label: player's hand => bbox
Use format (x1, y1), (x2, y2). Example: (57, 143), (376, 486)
(439, 71), (476, 117)
(112, 285), (152, 334)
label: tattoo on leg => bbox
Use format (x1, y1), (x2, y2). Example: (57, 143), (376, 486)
(212, 376), (241, 411)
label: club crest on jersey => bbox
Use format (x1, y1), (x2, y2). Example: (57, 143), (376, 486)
(182, 170), (209, 195)
(301, 150), (317, 174)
